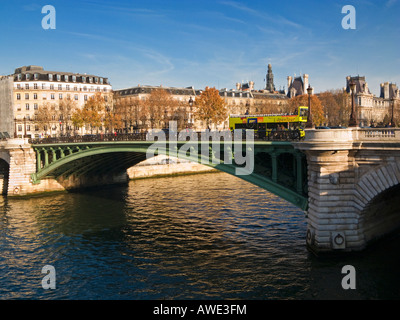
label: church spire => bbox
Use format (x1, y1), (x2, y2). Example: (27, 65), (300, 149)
(266, 63), (275, 93)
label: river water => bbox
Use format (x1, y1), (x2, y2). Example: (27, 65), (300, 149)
(0, 172), (399, 300)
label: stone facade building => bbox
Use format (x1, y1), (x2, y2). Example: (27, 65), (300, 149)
(113, 85), (201, 130)
(345, 76), (400, 126)
(0, 65), (112, 138)
(113, 64), (299, 131)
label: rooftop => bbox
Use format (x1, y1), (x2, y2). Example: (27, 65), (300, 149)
(12, 65), (110, 85)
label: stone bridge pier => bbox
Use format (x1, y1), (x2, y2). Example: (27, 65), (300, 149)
(0, 138), (36, 196)
(295, 128), (400, 254)
(0, 138), (129, 196)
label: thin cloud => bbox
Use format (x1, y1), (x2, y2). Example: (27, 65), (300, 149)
(22, 3), (42, 11)
(386, 0), (398, 7)
(219, 0), (303, 29)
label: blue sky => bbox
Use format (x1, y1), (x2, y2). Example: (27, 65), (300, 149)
(0, 0), (399, 95)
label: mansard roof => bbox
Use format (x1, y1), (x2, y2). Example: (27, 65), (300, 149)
(115, 85), (200, 97)
(12, 65), (110, 85)
(346, 75), (371, 95)
(289, 76), (305, 96)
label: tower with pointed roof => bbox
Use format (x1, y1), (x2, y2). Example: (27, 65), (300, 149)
(265, 64), (275, 93)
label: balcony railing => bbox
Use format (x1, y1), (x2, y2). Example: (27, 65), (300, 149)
(357, 128), (400, 140)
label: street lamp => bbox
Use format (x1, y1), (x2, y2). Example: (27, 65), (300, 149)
(23, 117), (27, 138)
(348, 81), (358, 127)
(306, 85), (314, 129)
(390, 102), (395, 127)
(188, 96), (194, 128)
(14, 118), (17, 138)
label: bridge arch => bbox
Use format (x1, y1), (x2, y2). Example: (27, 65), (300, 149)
(0, 151), (10, 165)
(355, 161), (400, 244)
(31, 143), (308, 210)
(0, 158), (9, 195)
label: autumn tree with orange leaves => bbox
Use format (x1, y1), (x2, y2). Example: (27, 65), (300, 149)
(71, 92), (120, 134)
(288, 94), (325, 126)
(194, 87), (227, 129)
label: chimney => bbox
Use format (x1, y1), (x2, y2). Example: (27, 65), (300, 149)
(364, 82), (369, 93)
(303, 74), (309, 94)
(287, 76), (292, 90)
(249, 81), (254, 91)
(381, 82), (389, 99)
(236, 83), (241, 91)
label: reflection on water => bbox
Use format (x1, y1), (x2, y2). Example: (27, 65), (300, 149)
(0, 172), (400, 299)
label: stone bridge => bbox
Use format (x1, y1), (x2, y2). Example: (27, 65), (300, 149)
(1, 128), (400, 254)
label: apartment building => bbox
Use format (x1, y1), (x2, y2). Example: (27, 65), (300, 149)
(0, 65), (113, 138)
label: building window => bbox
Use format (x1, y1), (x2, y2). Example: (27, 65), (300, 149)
(100, 78), (103, 84)
(59, 94), (63, 100)
(74, 94), (78, 100)
(50, 84), (54, 90)
(84, 95), (88, 101)
(26, 103), (30, 110)
(57, 74), (61, 81)
(104, 96), (108, 102)
(66, 85), (70, 90)
(18, 125), (22, 132)
(34, 83), (38, 89)
(74, 86), (78, 91)
(34, 73), (39, 80)
(72, 75), (76, 82)
(16, 93), (21, 100)
(34, 103), (38, 110)
(83, 86), (87, 91)
(16, 84), (21, 89)
(33, 93), (38, 99)
(25, 84), (29, 89)
(26, 74), (30, 80)
(25, 93), (29, 100)
(58, 84), (62, 90)
(82, 77), (86, 83)
(26, 125), (31, 132)
(42, 83), (46, 89)
(48, 74), (53, 81)
(65, 75), (69, 82)
(17, 74), (22, 81)
(51, 94), (55, 100)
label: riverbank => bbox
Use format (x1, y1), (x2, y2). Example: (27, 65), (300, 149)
(1, 154), (218, 198)
(127, 155), (218, 180)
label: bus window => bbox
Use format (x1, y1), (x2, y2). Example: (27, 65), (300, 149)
(300, 108), (308, 117)
(235, 123), (247, 129)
